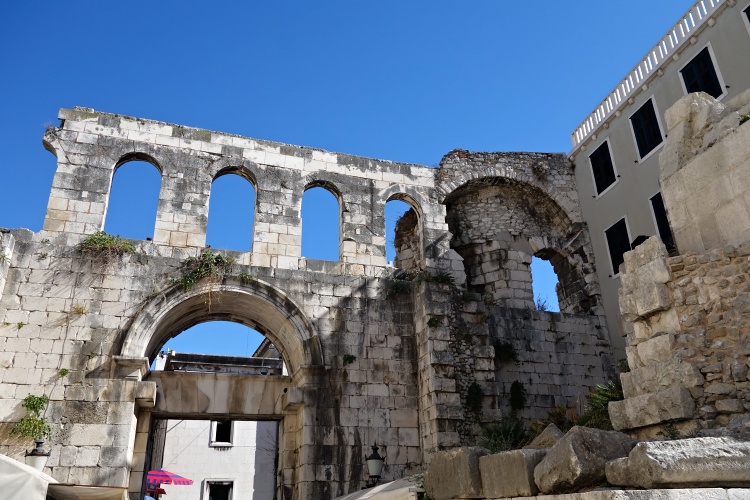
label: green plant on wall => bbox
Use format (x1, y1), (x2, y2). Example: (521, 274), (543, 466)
(386, 278), (411, 299)
(11, 394), (50, 440)
(172, 250), (234, 291)
(494, 340), (519, 364)
(427, 317), (441, 328)
(342, 354), (357, 366)
(78, 231), (135, 261)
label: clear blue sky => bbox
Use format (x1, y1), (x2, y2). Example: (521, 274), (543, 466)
(0, 1), (693, 357)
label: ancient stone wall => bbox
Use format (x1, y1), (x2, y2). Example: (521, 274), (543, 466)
(611, 237), (750, 436)
(0, 108), (613, 500)
(439, 150), (602, 315)
(611, 90), (750, 438)
(393, 208), (421, 271)
(659, 90), (750, 254)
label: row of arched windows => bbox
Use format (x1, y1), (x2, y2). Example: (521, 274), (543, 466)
(105, 160), (413, 262)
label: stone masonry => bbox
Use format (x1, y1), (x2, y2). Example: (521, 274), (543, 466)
(611, 91), (750, 437)
(1, 107), (614, 499)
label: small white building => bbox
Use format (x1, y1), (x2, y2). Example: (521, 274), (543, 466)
(150, 345), (283, 499)
(157, 419), (278, 500)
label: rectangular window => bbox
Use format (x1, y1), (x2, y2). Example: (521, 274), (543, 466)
(649, 193), (676, 253)
(680, 46), (723, 98)
(207, 481), (233, 500)
(630, 98), (663, 159)
(589, 141), (617, 195)
(745, 4), (750, 23)
(605, 218), (632, 276)
(744, 5), (750, 37)
(210, 420), (233, 445)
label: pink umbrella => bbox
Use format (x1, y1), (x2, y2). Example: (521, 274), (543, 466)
(146, 469), (194, 486)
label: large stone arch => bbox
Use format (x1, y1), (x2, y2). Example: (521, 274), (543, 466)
(121, 278), (324, 375)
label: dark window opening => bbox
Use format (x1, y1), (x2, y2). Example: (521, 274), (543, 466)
(214, 420), (232, 443)
(680, 46), (723, 98)
(589, 142), (617, 195)
(745, 5), (750, 24)
(605, 218), (632, 276)
(630, 99), (663, 158)
(208, 482), (232, 500)
(650, 192), (677, 254)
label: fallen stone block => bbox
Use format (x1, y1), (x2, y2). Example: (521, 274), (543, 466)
(479, 448), (546, 498)
(608, 385), (695, 430)
(424, 446), (488, 499)
(533, 426), (636, 494)
(524, 423), (563, 450)
(606, 436), (750, 489)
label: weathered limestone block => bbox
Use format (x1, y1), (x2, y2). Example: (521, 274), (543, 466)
(620, 359), (704, 398)
(533, 426), (636, 494)
(424, 446), (488, 499)
(609, 386), (695, 430)
(479, 448), (546, 498)
(606, 436), (750, 489)
(524, 423), (564, 450)
(622, 237), (669, 275)
(635, 333), (675, 366)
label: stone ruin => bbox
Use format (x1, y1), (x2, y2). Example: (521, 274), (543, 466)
(3, 90), (749, 500)
(421, 91), (750, 499)
(0, 107), (613, 499)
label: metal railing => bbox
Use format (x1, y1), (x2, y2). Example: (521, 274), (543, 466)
(570, 0), (728, 151)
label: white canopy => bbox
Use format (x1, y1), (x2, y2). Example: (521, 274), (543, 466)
(333, 476), (423, 500)
(0, 454), (127, 500)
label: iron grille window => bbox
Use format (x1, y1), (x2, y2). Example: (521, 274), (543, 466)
(650, 193), (676, 253)
(680, 47), (723, 98)
(589, 141), (617, 195)
(605, 218), (631, 276)
(630, 99), (663, 159)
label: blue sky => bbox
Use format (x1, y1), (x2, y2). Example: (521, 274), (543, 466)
(0, 1), (693, 357)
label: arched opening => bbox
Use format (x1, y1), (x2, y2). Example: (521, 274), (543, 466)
(124, 281), (320, 500)
(104, 158), (161, 239)
(442, 176), (599, 313)
(148, 320), (281, 499)
(301, 185), (340, 261)
(207, 171), (257, 251)
(530, 256), (560, 312)
(386, 195), (424, 270)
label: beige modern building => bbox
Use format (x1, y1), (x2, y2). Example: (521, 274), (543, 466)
(569, 0), (750, 348)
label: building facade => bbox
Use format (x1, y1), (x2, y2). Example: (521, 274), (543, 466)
(570, 0), (750, 347)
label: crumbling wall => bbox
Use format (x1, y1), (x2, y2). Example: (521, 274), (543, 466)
(611, 90), (750, 437)
(0, 108), (614, 499)
(659, 90), (750, 254)
(393, 208), (421, 271)
(612, 237), (750, 436)
(438, 150), (602, 315)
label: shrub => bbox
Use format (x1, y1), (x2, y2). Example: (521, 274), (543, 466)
(79, 231), (135, 260)
(173, 250), (234, 291)
(476, 415), (530, 452)
(11, 394), (50, 440)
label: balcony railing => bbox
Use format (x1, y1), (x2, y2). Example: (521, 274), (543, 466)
(570, 0), (728, 152)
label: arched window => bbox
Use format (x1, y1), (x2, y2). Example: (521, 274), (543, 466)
(207, 172), (256, 251)
(105, 159), (161, 240)
(530, 256), (560, 312)
(385, 195), (424, 270)
(301, 186), (339, 261)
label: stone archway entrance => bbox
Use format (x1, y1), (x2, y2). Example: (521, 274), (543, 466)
(121, 278), (324, 500)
